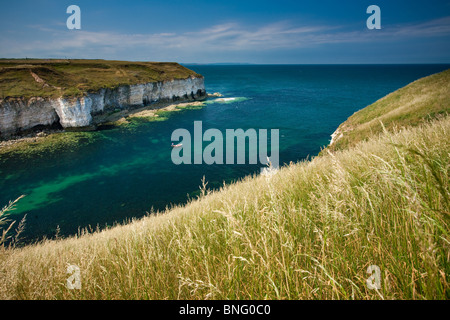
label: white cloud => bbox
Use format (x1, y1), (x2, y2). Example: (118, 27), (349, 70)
(1, 16), (449, 60)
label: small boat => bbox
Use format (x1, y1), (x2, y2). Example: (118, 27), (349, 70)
(171, 143), (183, 148)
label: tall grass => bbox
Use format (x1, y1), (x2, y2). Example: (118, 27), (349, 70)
(0, 195), (26, 248)
(0, 116), (448, 300)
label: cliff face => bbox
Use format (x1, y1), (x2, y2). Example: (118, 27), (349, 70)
(0, 76), (205, 137)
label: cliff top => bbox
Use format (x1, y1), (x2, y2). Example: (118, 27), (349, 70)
(0, 59), (203, 99)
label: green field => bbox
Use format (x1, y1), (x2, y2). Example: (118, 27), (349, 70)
(0, 70), (448, 300)
(0, 59), (202, 99)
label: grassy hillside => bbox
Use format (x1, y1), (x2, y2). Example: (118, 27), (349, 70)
(0, 59), (202, 99)
(0, 71), (448, 300)
(328, 69), (450, 151)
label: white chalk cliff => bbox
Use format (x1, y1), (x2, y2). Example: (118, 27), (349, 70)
(0, 76), (205, 137)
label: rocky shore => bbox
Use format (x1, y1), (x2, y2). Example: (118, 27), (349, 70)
(0, 76), (206, 139)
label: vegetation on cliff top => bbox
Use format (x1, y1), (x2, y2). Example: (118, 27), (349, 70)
(0, 59), (203, 99)
(0, 70), (448, 300)
(327, 69), (450, 152)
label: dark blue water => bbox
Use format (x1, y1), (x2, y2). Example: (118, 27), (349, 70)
(1, 65), (448, 242)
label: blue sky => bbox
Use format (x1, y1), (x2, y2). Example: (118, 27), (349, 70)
(1, 0), (450, 63)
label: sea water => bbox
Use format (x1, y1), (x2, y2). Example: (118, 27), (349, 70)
(0, 64), (448, 242)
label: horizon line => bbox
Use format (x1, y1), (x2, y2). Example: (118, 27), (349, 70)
(1, 58), (450, 66)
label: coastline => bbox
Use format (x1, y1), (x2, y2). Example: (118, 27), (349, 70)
(0, 60), (206, 138)
(0, 99), (208, 157)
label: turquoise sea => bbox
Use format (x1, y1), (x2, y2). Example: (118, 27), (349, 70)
(1, 64), (449, 242)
